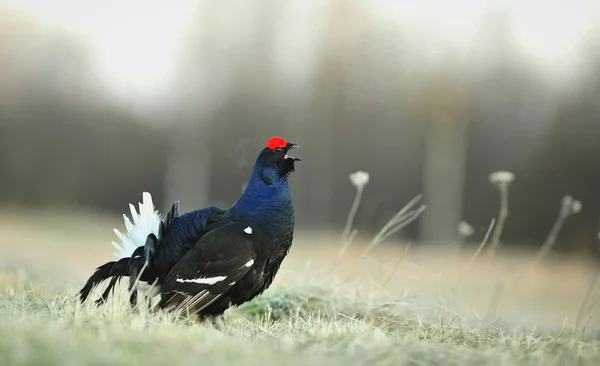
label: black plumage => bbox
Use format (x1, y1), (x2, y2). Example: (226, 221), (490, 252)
(79, 136), (300, 318)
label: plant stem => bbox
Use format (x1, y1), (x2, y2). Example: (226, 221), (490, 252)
(465, 218), (496, 270)
(487, 186), (509, 257)
(341, 186), (364, 243)
(529, 197), (573, 271)
(575, 268), (600, 328)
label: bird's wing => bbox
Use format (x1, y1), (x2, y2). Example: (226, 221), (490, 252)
(159, 222), (259, 315)
(146, 206), (226, 273)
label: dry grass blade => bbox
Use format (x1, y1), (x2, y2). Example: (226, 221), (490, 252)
(382, 242), (411, 287)
(377, 206), (427, 244)
(575, 268), (600, 329)
(529, 196), (580, 272)
(465, 218), (496, 271)
(359, 195), (425, 259)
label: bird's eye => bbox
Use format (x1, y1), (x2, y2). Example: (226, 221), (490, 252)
(274, 147), (282, 152)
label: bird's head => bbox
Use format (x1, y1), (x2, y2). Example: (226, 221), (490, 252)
(254, 136), (301, 185)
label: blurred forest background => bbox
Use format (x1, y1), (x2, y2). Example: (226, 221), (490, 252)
(1, 0), (600, 258)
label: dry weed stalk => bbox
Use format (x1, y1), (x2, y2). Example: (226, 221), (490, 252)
(487, 171), (515, 256)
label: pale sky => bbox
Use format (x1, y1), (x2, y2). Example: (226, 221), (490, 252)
(8, 0), (600, 109)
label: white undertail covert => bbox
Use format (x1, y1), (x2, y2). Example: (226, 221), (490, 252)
(111, 192), (162, 259)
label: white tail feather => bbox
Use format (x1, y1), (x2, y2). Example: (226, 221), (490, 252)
(111, 192), (162, 259)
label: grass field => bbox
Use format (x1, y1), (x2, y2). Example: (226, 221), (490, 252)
(1, 207), (599, 365)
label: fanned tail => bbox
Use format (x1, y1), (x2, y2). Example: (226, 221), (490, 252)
(79, 192), (161, 304)
(111, 192), (162, 259)
(79, 261), (117, 303)
(92, 257), (130, 305)
(79, 193), (180, 306)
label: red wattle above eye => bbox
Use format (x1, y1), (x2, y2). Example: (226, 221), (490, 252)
(266, 136), (287, 150)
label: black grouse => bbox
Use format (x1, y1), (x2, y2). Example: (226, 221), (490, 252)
(79, 136), (301, 318)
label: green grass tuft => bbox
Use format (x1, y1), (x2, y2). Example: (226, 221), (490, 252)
(1, 275), (598, 366)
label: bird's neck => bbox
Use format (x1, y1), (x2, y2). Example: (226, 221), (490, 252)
(229, 169), (294, 233)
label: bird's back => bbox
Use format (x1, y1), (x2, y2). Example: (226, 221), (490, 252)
(79, 136), (301, 317)
(148, 206), (226, 281)
(157, 185), (296, 316)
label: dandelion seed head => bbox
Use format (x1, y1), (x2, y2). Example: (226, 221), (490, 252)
(571, 200), (582, 214)
(489, 171), (515, 185)
(350, 171), (370, 189)
(560, 195), (582, 217)
(457, 220), (475, 237)
(489, 171), (515, 191)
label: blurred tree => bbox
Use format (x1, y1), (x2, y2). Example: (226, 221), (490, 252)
(0, 11), (166, 213)
(462, 7), (551, 249)
(417, 71), (470, 244)
(528, 52), (600, 258)
(162, 2), (234, 211)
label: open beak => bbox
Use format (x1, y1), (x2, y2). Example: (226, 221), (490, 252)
(284, 142), (301, 161)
